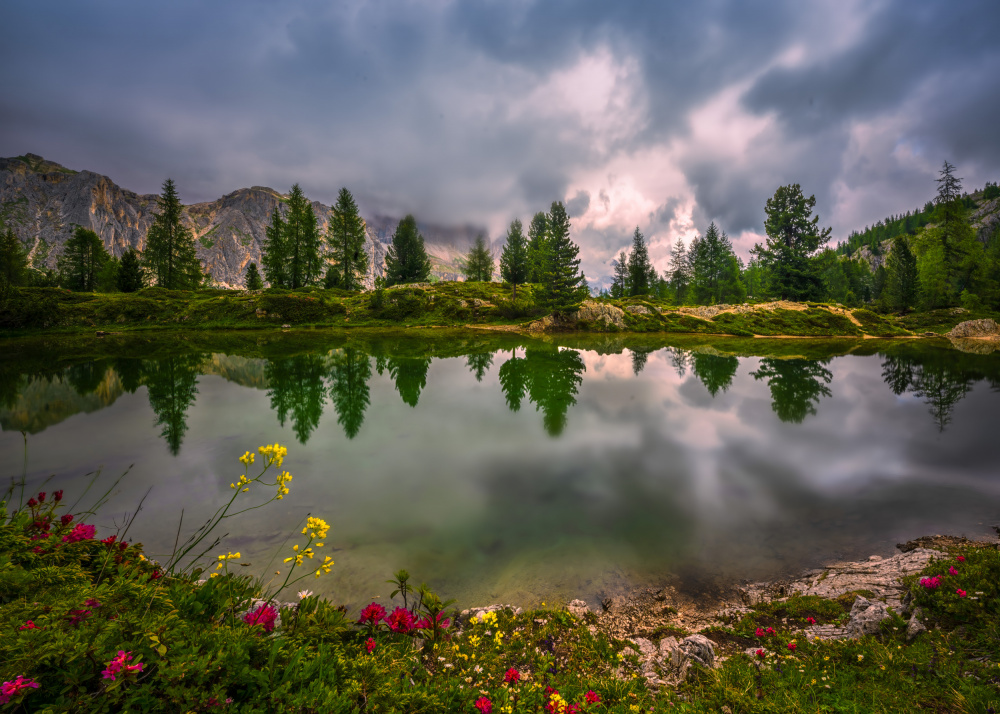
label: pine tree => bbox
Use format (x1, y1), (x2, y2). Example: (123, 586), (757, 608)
(499, 219), (530, 300)
(611, 251), (629, 298)
(59, 227), (110, 291)
(116, 248), (144, 292)
(384, 215), (431, 286)
(462, 233), (494, 282)
(327, 187), (369, 291)
(538, 201), (585, 312)
(668, 237), (691, 304)
(755, 184), (831, 301)
(143, 179), (203, 289)
(284, 184), (322, 289)
(626, 227), (652, 296)
(0, 228), (28, 288)
(526, 212), (548, 283)
(261, 208), (287, 288)
(245, 262), (264, 290)
(885, 236), (918, 311)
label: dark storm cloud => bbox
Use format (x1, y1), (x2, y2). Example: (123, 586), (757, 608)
(1, 0), (998, 255)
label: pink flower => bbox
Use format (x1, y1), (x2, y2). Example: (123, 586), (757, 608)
(67, 609), (92, 626)
(413, 617), (431, 630)
(384, 606), (415, 634)
(765, 627), (776, 635)
(85, 599), (102, 608)
(787, 643), (797, 651)
(504, 668), (520, 684)
(27, 498), (37, 508)
(948, 566), (958, 576)
(38, 492), (46, 503)
(60, 514), (74, 526)
(0, 676), (40, 704)
(242, 604), (278, 633)
(920, 575), (942, 589)
(53, 490), (63, 502)
(101, 651), (143, 681)
(956, 589), (967, 598)
(18, 620), (40, 631)
(584, 690), (601, 704)
(62, 524), (96, 543)
(365, 637), (376, 654)
(474, 696), (492, 714)
(806, 617), (816, 625)
(755, 648), (766, 659)
(358, 602), (386, 626)
(956, 556), (966, 562)
(755, 627), (764, 637)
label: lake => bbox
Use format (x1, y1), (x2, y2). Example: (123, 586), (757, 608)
(2, 330), (998, 610)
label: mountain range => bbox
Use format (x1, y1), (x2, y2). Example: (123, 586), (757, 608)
(0, 153), (491, 288)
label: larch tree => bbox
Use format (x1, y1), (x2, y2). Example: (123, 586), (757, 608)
(327, 187), (369, 291)
(143, 179), (203, 289)
(499, 218), (530, 300)
(462, 233), (495, 282)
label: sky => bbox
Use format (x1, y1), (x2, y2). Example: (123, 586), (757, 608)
(2, 0), (1000, 283)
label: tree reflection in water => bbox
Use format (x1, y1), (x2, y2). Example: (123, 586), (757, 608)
(751, 358), (833, 424)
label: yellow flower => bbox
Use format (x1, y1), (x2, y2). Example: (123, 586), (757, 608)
(238, 451), (255, 466)
(302, 516), (330, 540)
(314, 556), (334, 577)
(857, 654), (864, 662)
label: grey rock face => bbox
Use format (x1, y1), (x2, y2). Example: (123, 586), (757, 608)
(846, 595), (891, 639)
(948, 319), (1000, 339)
(625, 304), (651, 315)
(906, 608), (927, 641)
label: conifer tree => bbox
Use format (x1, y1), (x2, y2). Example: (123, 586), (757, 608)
(539, 201), (585, 311)
(59, 227), (110, 292)
(499, 218), (530, 300)
(143, 179), (203, 289)
(668, 237), (691, 304)
(0, 228), (28, 289)
(626, 227), (652, 296)
(245, 262), (264, 291)
(526, 212), (548, 283)
(384, 215), (431, 286)
(261, 209), (287, 288)
(462, 233), (494, 282)
(327, 187), (369, 291)
(755, 184), (831, 301)
(885, 236), (918, 311)
(611, 251), (629, 298)
(116, 248), (144, 292)
(284, 184), (322, 288)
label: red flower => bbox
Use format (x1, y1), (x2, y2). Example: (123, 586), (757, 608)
(242, 603), (278, 633)
(384, 606), (415, 634)
(584, 690), (601, 704)
(67, 609), (93, 626)
(149, 569), (163, 581)
(806, 617), (816, 625)
(85, 598), (102, 608)
(504, 667), (520, 684)
(956, 556), (966, 562)
(27, 498), (37, 508)
(102, 535), (118, 547)
(956, 589), (967, 598)
(358, 602), (386, 626)
(60, 514), (74, 526)
(365, 637), (376, 654)
(413, 617), (431, 630)
(474, 696), (492, 714)
(948, 566), (959, 575)
(101, 651), (143, 681)
(755, 648), (766, 659)
(765, 627), (776, 635)
(38, 492), (46, 503)
(0, 675), (40, 705)
(53, 490), (63, 502)
(755, 627), (764, 637)
(787, 643), (797, 651)
(31, 546), (43, 553)
(62, 524), (96, 543)
(18, 620), (40, 631)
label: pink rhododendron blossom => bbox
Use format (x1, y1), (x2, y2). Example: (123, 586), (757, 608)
(18, 620), (40, 631)
(85, 598), (102, 608)
(956, 589), (967, 598)
(60, 514), (74, 526)
(920, 575), (942, 589)
(806, 617), (816, 625)
(474, 696), (492, 714)
(384, 606), (415, 633)
(504, 668), (520, 684)
(242, 604), (278, 633)
(366, 637), (376, 654)
(755, 627), (765, 637)
(585, 690), (601, 704)
(956, 556), (965, 562)
(0, 676), (40, 704)
(756, 648), (766, 659)
(62, 524), (96, 543)
(787, 643), (797, 651)
(358, 602), (386, 626)
(101, 651), (143, 681)
(948, 566), (958, 576)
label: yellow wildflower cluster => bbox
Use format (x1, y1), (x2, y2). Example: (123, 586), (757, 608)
(276, 470), (292, 500)
(284, 544), (315, 567)
(238, 451), (255, 466)
(258, 443), (288, 467)
(302, 516), (330, 541)
(315, 555), (333, 578)
(548, 692), (568, 713)
(216, 551), (241, 570)
(230, 474), (250, 492)
(476, 611), (498, 626)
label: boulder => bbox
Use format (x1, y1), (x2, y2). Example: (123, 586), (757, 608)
(906, 608), (927, 642)
(948, 319), (1000, 339)
(680, 634), (716, 669)
(567, 599), (590, 620)
(845, 595), (890, 638)
(625, 304), (651, 315)
(576, 301), (626, 330)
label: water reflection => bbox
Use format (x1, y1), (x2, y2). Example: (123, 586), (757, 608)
(2, 335), (1000, 452)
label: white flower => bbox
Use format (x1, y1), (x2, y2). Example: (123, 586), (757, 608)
(298, 590), (314, 600)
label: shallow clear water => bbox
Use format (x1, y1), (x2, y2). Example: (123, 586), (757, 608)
(2, 331), (998, 609)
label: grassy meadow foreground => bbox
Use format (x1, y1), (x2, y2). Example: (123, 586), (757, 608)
(2, 443), (998, 713)
(2, 281), (997, 339)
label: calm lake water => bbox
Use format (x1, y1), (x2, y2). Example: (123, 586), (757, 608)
(2, 330), (998, 609)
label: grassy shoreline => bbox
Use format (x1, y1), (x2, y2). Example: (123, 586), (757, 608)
(3, 284), (996, 340)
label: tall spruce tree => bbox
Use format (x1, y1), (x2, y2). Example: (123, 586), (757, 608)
(327, 187), (369, 291)
(116, 248), (144, 292)
(143, 179), (203, 289)
(885, 236), (918, 311)
(0, 228), (28, 288)
(611, 251), (629, 298)
(756, 184), (831, 301)
(626, 227), (652, 296)
(245, 262), (264, 291)
(539, 201), (585, 311)
(690, 222), (743, 304)
(526, 212), (548, 283)
(499, 218), (530, 300)
(59, 227), (110, 292)
(462, 233), (494, 282)
(668, 237), (691, 304)
(384, 215), (432, 286)
(261, 208), (287, 288)
(284, 184), (322, 288)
